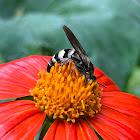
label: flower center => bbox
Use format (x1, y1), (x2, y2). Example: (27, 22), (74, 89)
(30, 61), (102, 123)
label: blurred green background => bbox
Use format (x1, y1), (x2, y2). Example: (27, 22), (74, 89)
(0, 0), (140, 97)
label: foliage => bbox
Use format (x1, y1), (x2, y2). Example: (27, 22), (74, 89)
(0, 0), (140, 92)
(127, 67), (140, 97)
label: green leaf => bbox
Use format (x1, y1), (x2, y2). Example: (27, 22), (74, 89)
(38, 117), (53, 140)
(23, 0), (94, 15)
(126, 67), (140, 97)
(0, 99), (15, 103)
(0, 0), (24, 18)
(0, 55), (5, 64)
(0, 0), (140, 91)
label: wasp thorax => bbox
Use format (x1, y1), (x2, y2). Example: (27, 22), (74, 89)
(30, 61), (102, 123)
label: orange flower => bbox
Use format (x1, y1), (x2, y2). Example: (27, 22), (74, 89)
(0, 55), (139, 139)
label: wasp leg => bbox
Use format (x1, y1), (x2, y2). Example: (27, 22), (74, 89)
(59, 58), (71, 74)
(70, 67), (77, 80)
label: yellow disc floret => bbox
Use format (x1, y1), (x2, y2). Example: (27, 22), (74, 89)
(30, 61), (102, 123)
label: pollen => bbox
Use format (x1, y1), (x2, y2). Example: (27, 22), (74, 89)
(29, 61), (102, 123)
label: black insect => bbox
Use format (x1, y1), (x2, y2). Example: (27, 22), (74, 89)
(47, 25), (106, 88)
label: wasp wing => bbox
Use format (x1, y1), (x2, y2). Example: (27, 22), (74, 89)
(63, 25), (90, 66)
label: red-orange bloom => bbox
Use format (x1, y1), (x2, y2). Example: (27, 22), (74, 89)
(0, 55), (140, 139)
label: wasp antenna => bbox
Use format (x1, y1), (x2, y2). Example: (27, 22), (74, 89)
(97, 82), (107, 88)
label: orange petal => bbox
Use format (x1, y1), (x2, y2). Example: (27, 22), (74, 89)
(88, 115), (126, 140)
(67, 122), (77, 140)
(0, 100), (45, 139)
(2, 113), (46, 140)
(55, 121), (71, 140)
(43, 120), (64, 140)
(87, 112), (140, 140)
(0, 55), (51, 99)
(100, 106), (140, 135)
(43, 120), (59, 140)
(94, 66), (120, 92)
(74, 120), (99, 140)
(87, 102), (140, 140)
(87, 116), (114, 140)
(0, 100), (35, 118)
(101, 92), (140, 120)
(44, 120), (98, 140)
(94, 67), (121, 92)
(44, 120), (72, 140)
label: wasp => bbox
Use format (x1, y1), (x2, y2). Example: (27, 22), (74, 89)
(47, 25), (106, 88)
